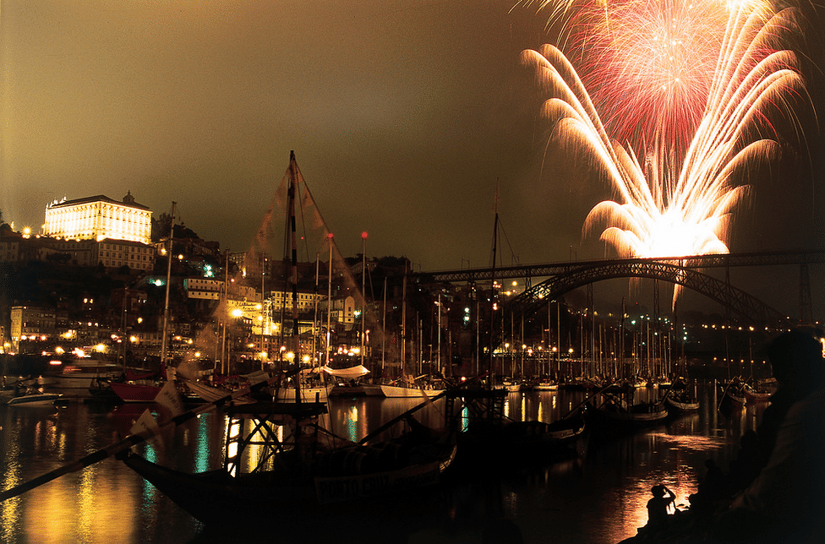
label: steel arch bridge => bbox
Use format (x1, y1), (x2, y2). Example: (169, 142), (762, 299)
(507, 259), (790, 327)
(416, 250), (825, 327)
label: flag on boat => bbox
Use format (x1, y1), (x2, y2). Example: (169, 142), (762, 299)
(155, 380), (184, 418)
(129, 409), (161, 441)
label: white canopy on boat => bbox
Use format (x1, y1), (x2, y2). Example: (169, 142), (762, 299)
(320, 365), (370, 379)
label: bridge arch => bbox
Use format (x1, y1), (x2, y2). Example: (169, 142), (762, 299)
(505, 260), (792, 327)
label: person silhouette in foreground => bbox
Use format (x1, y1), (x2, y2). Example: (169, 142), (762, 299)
(645, 484), (677, 533)
(715, 327), (825, 544)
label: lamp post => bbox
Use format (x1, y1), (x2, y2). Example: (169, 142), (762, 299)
(553, 346), (558, 378)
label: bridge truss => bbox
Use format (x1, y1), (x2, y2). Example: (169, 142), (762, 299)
(415, 250), (825, 327)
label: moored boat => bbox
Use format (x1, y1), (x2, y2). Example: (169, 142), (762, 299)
(108, 381), (164, 403)
(329, 382), (385, 397)
(458, 414), (587, 467)
(591, 387), (669, 428)
(3, 391), (63, 407)
(593, 400), (669, 425)
(45, 358), (122, 398)
(664, 380), (700, 412)
(502, 379), (523, 393)
(719, 380), (747, 405)
(272, 382), (334, 402)
(742, 383), (772, 403)
(380, 374), (449, 399)
(665, 394), (700, 412)
(532, 379), (558, 391)
(120, 399), (456, 525)
(380, 382), (446, 399)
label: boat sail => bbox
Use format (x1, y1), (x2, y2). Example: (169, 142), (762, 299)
(265, 151), (334, 401)
(245, 151), (376, 401)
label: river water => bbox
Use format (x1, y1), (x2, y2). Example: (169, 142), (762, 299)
(0, 383), (765, 544)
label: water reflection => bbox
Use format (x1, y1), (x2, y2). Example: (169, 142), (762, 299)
(0, 382), (768, 544)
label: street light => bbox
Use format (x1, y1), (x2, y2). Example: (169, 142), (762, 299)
(553, 346), (558, 375)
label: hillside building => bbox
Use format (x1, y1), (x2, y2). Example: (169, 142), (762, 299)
(43, 192), (152, 245)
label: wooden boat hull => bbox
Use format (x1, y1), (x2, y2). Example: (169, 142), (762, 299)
(108, 381), (163, 403)
(122, 441), (455, 524)
(457, 416), (587, 468)
(593, 403), (669, 426)
(379, 384), (445, 398)
(507, 417), (587, 447)
(720, 384), (747, 405)
(122, 454), (314, 522)
(4, 393), (63, 407)
(533, 383), (558, 391)
(273, 383), (334, 402)
(121, 391), (457, 527)
(665, 396), (700, 412)
(743, 387), (771, 403)
(329, 384), (385, 397)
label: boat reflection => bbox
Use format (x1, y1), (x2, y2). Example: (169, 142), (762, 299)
(0, 382), (766, 544)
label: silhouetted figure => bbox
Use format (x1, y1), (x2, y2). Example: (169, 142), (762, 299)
(716, 328), (825, 544)
(728, 430), (762, 492)
(697, 459), (726, 504)
(646, 484), (677, 532)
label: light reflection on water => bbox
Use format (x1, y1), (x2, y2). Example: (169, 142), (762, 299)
(0, 382), (766, 544)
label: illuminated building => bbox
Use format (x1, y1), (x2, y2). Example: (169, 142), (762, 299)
(9, 306), (60, 350)
(44, 192), (152, 245)
(185, 278), (223, 300)
(269, 289), (326, 312)
(97, 239), (154, 271)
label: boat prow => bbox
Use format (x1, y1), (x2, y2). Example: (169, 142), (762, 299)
(4, 392), (63, 407)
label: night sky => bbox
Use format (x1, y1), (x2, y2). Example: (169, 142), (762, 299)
(2, 0), (823, 317)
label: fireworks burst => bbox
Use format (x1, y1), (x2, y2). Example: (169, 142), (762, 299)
(522, 1), (808, 263)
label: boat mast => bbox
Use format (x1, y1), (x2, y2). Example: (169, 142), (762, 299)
(360, 232), (367, 371)
(313, 252), (319, 366)
(326, 233), (333, 366)
(437, 292), (442, 374)
(489, 181), (499, 386)
(261, 254), (266, 369)
(401, 266), (407, 374)
(381, 277), (387, 375)
(221, 249), (228, 376)
(160, 201), (176, 373)
(286, 152), (300, 361)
